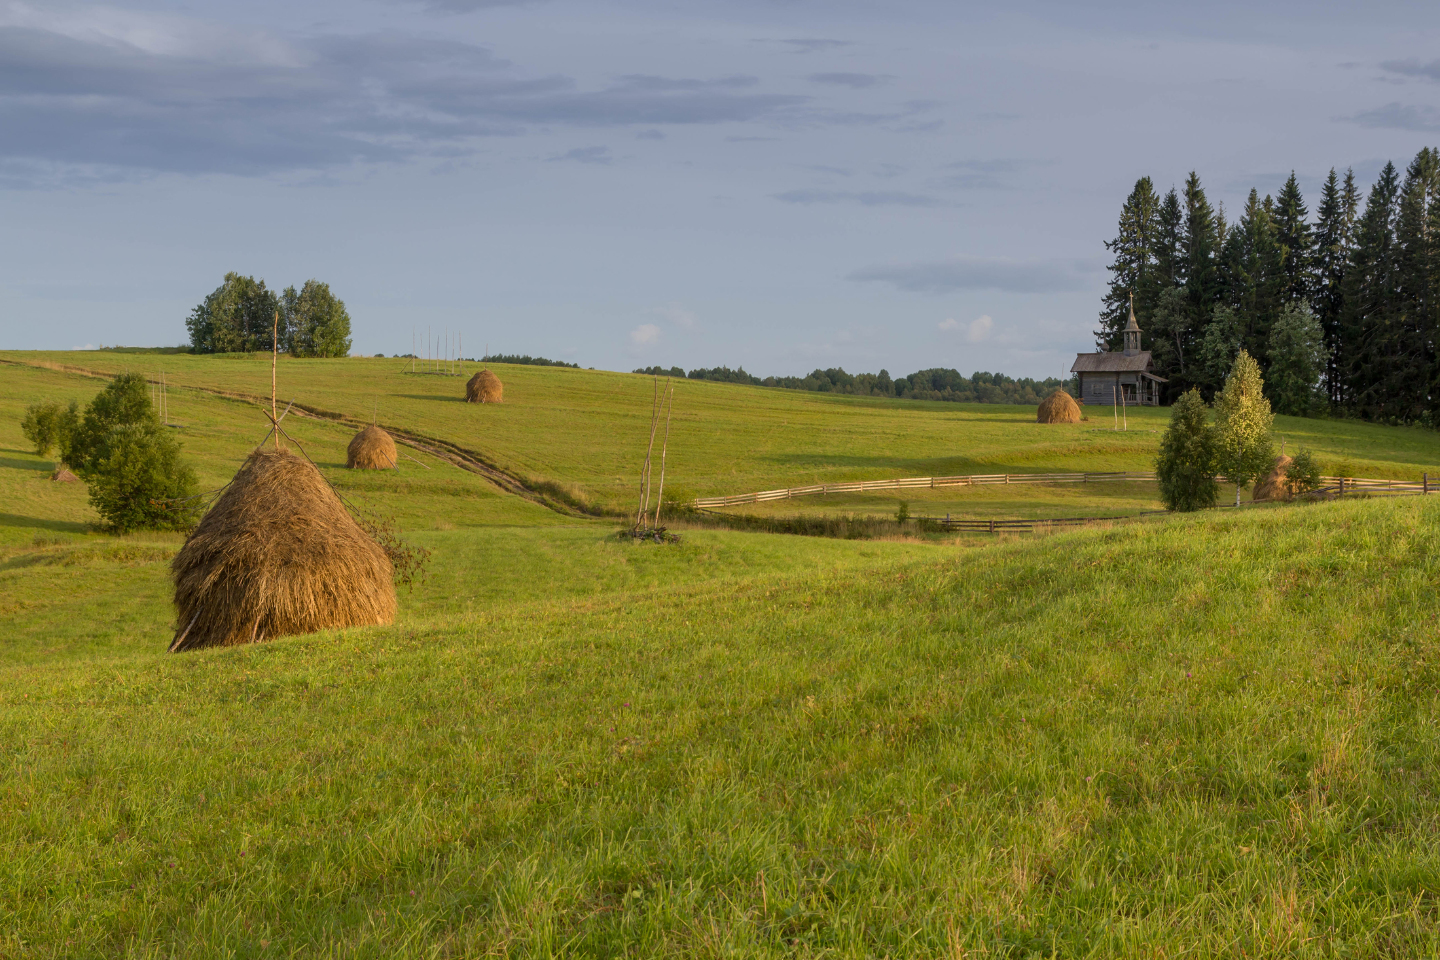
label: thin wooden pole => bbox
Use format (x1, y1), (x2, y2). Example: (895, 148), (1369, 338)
(1121, 382), (1127, 431)
(651, 383), (675, 527)
(271, 310), (279, 450)
(636, 377), (661, 527)
(1112, 385), (1117, 430)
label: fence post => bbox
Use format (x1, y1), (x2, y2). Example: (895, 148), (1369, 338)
(1426, 473), (1429, 494)
(1339, 477), (1344, 497)
(989, 519), (995, 534)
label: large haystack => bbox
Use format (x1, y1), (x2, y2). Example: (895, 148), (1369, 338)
(51, 467), (78, 483)
(1252, 455), (1295, 502)
(347, 424), (397, 470)
(466, 369), (503, 404)
(169, 448), (396, 652)
(1037, 389), (1082, 424)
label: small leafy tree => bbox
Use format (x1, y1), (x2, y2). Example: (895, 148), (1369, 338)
(1285, 448), (1323, 495)
(70, 374), (199, 531)
(1266, 302), (1325, 416)
(1155, 388), (1218, 511)
(21, 399), (79, 459)
(1213, 350), (1275, 506)
(284, 280), (352, 358)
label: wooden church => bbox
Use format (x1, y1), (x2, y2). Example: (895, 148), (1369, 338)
(1070, 295), (1166, 406)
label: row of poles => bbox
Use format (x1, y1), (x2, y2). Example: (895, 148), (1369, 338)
(410, 326), (472, 377)
(149, 371), (171, 426)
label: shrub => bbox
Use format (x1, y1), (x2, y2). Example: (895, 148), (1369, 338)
(85, 424), (200, 532)
(70, 374), (199, 531)
(1285, 449), (1323, 494)
(21, 399), (79, 459)
(1156, 388), (1219, 512)
(895, 501), (910, 523)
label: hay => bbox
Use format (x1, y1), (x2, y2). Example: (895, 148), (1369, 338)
(466, 369), (503, 403)
(169, 448), (396, 652)
(51, 467), (78, 483)
(1037, 389), (1082, 424)
(1252, 455), (1295, 501)
(347, 424), (397, 470)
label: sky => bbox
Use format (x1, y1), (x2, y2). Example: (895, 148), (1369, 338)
(1, 0), (1438, 379)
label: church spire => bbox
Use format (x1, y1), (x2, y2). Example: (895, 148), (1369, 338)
(1123, 291), (1141, 356)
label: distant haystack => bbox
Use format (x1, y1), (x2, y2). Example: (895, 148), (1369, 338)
(51, 467), (78, 483)
(1037, 389), (1082, 424)
(347, 424), (397, 470)
(1252, 455), (1295, 502)
(466, 369), (503, 404)
(169, 448), (396, 652)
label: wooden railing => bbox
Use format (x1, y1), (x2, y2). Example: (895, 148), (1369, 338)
(693, 471), (1437, 509)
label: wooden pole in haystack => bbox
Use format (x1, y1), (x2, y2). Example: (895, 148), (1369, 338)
(651, 382), (675, 528)
(636, 377), (661, 527)
(272, 310), (279, 450)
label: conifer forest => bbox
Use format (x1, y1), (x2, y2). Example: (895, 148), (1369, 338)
(1098, 147), (1440, 423)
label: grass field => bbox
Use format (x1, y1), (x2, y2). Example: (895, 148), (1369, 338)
(4, 353), (1440, 957)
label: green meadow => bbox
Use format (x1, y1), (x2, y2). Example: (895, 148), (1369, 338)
(4, 352), (1440, 957)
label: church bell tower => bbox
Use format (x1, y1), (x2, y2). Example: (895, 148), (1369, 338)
(1123, 292), (1141, 357)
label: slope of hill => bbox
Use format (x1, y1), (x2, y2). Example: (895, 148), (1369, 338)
(4, 353), (1440, 955)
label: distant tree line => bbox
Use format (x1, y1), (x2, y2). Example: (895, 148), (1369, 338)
(1100, 147), (1440, 423)
(634, 365), (1068, 404)
(186, 273), (352, 357)
(481, 354), (579, 368)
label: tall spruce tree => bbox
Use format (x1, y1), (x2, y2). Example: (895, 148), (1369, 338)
(1183, 173), (1224, 324)
(1155, 188), (1185, 290)
(1391, 147), (1440, 423)
(1312, 168), (1358, 406)
(1266, 302), (1326, 416)
(1342, 162), (1401, 417)
(1274, 172), (1314, 306)
(1155, 388), (1218, 512)
(1220, 189), (1284, 364)
(1097, 177), (1162, 351)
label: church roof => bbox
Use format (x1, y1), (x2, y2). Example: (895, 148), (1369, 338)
(1124, 304), (1141, 333)
(1070, 350), (1163, 375)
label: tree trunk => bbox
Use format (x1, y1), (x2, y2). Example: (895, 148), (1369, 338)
(1235, 483), (1242, 507)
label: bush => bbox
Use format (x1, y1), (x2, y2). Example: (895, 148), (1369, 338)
(1156, 388), (1219, 512)
(21, 399), (79, 459)
(70, 374), (199, 531)
(1285, 449), (1323, 494)
(895, 501), (910, 523)
(85, 424), (200, 532)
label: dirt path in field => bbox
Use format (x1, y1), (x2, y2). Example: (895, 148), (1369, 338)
(1, 357), (607, 520)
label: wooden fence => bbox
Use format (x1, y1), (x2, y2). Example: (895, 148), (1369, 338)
(692, 471), (1438, 509)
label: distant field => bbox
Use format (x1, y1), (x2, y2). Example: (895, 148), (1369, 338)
(6, 352), (1439, 515)
(5, 352), (1440, 956)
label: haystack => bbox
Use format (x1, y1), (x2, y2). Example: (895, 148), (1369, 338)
(1252, 455), (1295, 502)
(466, 369), (503, 404)
(51, 467), (78, 483)
(169, 448), (396, 652)
(347, 424), (397, 470)
(1037, 389), (1082, 424)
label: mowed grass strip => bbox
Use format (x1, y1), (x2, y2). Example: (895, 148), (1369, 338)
(4, 497), (1440, 957)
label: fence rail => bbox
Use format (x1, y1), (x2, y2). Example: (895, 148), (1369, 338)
(692, 471), (1437, 509)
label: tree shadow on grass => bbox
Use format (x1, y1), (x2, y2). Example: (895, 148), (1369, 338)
(0, 512), (90, 534)
(397, 394), (469, 404)
(0, 457), (51, 472)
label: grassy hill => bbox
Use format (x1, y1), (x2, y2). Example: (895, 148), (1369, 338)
(3, 353), (1440, 956)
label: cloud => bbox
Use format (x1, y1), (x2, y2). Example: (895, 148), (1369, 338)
(630, 323), (661, 346)
(635, 129), (665, 140)
(652, 302), (699, 329)
(849, 257), (1095, 293)
(1379, 58), (1440, 81)
(937, 314), (994, 340)
(941, 158), (1027, 189)
(548, 145), (611, 164)
(1347, 102), (1440, 132)
(772, 189), (945, 207)
(779, 39), (852, 54)
(0, 16), (810, 180)
(807, 72), (889, 88)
